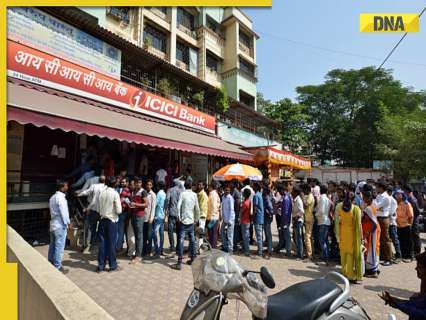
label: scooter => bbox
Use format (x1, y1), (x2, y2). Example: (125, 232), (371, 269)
(180, 248), (373, 320)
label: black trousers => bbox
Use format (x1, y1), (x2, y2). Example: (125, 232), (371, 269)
(411, 222), (422, 256)
(397, 226), (412, 259)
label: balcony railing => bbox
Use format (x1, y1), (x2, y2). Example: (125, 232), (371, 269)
(149, 8), (168, 21)
(146, 46), (167, 60)
(239, 42), (254, 58)
(177, 24), (197, 39)
(205, 67), (221, 86)
(197, 27), (225, 57)
(176, 59), (189, 71)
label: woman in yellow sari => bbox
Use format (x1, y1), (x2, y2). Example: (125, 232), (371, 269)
(336, 191), (363, 283)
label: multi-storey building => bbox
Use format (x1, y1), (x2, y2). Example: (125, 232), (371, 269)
(80, 7), (259, 110)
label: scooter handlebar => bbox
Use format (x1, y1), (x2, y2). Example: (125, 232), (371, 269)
(324, 272), (351, 314)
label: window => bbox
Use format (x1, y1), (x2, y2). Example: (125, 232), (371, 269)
(239, 30), (252, 48)
(176, 42), (189, 64)
(206, 16), (222, 36)
(106, 7), (131, 24)
(239, 90), (255, 108)
(206, 53), (219, 72)
(239, 57), (255, 77)
(177, 8), (195, 31)
(143, 24), (167, 52)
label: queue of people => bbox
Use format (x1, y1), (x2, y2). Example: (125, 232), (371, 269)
(48, 164), (425, 284)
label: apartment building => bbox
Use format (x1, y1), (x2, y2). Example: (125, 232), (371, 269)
(80, 6), (258, 110)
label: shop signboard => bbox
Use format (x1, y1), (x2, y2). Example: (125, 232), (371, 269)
(217, 122), (281, 148)
(7, 41), (216, 134)
(7, 7), (121, 79)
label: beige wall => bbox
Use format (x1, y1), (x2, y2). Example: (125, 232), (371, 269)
(7, 227), (114, 320)
(223, 20), (239, 72)
(104, 8), (139, 45)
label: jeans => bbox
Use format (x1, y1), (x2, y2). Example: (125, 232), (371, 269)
(152, 219), (165, 255)
(142, 222), (153, 256)
(48, 227), (67, 269)
(221, 222), (234, 253)
(276, 226), (292, 256)
(233, 219), (241, 251)
(264, 220), (273, 255)
(294, 221), (304, 258)
(168, 216), (178, 250)
(84, 210), (100, 249)
(241, 224), (250, 254)
(132, 216), (145, 258)
(98, 218), (118, 270)
(389, 224), (401, 259)
(177, 223), (196, 262)
(116, 210), (128, 251)
(254, 224), (263, 256)
(318, 224), (329, 261)
(378, 217), (392, 262)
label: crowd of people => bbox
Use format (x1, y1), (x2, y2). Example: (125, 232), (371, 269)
(48, 162), (425, 281)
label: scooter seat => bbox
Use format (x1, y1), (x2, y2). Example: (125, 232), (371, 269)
(265, 278), (342, 320)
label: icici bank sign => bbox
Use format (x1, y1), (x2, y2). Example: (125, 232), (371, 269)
(7, 40), (216, 134)
(132, 91), (209, 128)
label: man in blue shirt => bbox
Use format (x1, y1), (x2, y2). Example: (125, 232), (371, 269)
(221, 185), (235, 254)
(275, 182), (293, 257)
(152, 181), (166, 258)
(252, 182), (264, 258)
(48, 181), (70, 270)
(263, 187), (274, 259)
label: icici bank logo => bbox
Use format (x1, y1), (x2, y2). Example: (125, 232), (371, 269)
(130, 90), (145, 109)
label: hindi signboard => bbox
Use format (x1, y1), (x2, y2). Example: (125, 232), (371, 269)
(8, 7), (122, 79)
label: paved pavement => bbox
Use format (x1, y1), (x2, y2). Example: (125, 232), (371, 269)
(36, 233), (424, 320)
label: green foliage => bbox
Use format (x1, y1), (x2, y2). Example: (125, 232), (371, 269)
(192, 90), (205, 108)
(157, 78), (176, 97)
(262, 98), (311, 153)
(143, 37), (152, 49)
(260, 67), (426, 179)
(296, 67), (424, 173)
(216, 86), (229, 113)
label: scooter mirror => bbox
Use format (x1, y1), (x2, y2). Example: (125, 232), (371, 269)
(260, 267), (275, 289)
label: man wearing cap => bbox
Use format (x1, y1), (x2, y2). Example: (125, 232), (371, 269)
(374, 181), (393, 266)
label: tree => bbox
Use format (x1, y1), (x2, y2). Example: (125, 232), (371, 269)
(261, 97), (310, 153)
(257, 92), (273, 113)
(296, 67), (424, 169)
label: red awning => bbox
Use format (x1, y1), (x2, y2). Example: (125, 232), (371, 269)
(7, 81), (252, 161)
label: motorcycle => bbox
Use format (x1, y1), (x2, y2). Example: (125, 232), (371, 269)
(180, 248), (373, 320)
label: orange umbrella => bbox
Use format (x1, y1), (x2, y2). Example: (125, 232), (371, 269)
(212, 163), (263, 181)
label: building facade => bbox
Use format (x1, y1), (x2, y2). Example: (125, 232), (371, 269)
(6, 7), (278, 241)
(80, 7), (258, 110)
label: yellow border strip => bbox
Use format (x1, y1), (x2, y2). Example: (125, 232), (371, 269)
(1, 2), (271, 319)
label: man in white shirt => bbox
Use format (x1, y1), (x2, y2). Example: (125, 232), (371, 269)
(97, 176), (122, 272)
(155, 167), (168, 185)
(315, 185), (332, 263)
(292, 186), (305, 260)
(171, 180), (200, 270)
(374, 181), (392, 266)
(143, 179), (157, 256)
(48, 181), (70, 270)
(387, 187), (402, 261)
(77, 175), (106, 252)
